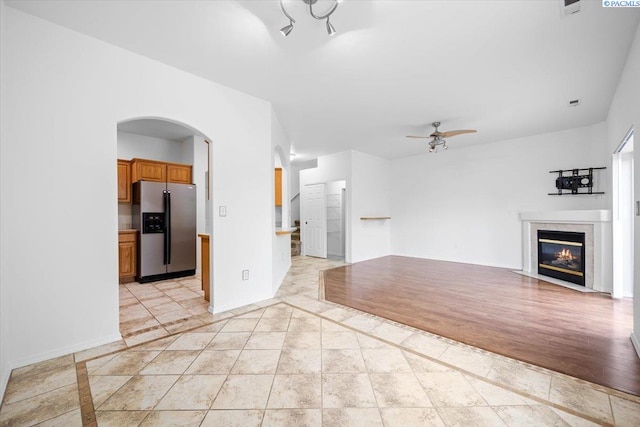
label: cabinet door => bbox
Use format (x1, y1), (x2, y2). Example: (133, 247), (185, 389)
(119, 241), (135, 276)
(131, 159), (166, 183)
(117, 159), (132, 203)
(275, 168), (282, 206)
(167, 164), (192, 184)
(118, 232), (137, 283)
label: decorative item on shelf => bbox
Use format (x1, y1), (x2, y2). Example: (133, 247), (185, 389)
(548, 167), (606, 195)
(279, 0), (340, 37)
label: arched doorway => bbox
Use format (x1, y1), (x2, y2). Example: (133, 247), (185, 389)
(116, 117), (214, 343)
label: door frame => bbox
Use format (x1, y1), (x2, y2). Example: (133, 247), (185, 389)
(612, 126), (634, 299)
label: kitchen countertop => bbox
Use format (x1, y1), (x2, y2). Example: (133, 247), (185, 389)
(275, 227), (297, 236)
(118, 229), (137, 234)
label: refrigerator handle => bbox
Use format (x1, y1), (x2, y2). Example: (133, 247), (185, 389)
(163, 190), (169, 265)
(166, 190), (172, 265)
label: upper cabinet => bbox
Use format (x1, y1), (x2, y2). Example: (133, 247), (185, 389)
(167, 163), (192, 184)
(131, 158), (167, 183)
(117, 159), (132, 204)
(275, 167), (282, 206)
(130, 158), (192, 184)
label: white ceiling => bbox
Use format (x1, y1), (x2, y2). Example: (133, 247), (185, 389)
(7, 0), (640, 162)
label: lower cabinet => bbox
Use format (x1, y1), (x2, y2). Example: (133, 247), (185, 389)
(118, 231), (137, 283)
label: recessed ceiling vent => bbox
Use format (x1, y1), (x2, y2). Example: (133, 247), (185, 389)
(563, 0), (581, 16)
(568, 99), (580, 107)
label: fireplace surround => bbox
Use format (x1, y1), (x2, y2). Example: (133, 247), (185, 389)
(520, 210), (612, 293)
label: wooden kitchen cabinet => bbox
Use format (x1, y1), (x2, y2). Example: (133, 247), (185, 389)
(131, 158), (166, 183)
(167, 163), (192, 184)
(117, 159), (132, 204)
(130, 158), (192, 184)
(275, 168), (282, 206)
(118, 231), (137, 283)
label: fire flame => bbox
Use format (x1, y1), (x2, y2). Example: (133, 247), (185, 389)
(556, 248), (575, 261)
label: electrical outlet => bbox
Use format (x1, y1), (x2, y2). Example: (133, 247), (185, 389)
(219, 206), (227, 217)
(242, 270), (249, 281)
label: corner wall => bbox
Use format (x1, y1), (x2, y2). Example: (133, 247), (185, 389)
(0, 6), (274, 399)
(390, 123), (609, 269)
(350, 151), (392, 263)
(300, 150), (392, 263)
(271, 108), (292, 293)
(0, 0), (9, 402)
(606, 21), (640, 355)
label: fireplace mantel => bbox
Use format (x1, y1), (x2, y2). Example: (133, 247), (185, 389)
(520, 210), (612, 293)
(521, 210), (611, 223)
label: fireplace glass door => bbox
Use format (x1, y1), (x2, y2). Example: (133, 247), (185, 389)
(537, 230), (586, 286)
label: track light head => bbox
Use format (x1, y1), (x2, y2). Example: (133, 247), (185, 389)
(280, 21), (294, 36)
(326, 19), (336, 36)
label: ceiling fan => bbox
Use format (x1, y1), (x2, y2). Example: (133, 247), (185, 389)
(406, 121), (477, 153)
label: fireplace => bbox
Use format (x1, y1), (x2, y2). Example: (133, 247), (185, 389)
(537, 230), (585, 286)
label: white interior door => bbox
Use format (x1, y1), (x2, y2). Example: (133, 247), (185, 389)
(304, 183), (327, 258)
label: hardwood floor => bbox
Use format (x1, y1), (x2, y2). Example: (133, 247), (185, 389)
(323, 255), (640, 396)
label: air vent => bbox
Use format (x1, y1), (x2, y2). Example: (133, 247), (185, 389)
(568, 99), (580, 107)
(562, 0), (581, 16)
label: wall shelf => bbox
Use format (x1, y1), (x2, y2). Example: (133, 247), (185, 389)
(360, 217), (391, 220)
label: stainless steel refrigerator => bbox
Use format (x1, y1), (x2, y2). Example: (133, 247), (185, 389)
(132, 181), (196, 283)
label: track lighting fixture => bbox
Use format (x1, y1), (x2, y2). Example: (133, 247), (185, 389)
(279, 0), (340, 37)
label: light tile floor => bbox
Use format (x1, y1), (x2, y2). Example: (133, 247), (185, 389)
(1, 256), (640, 426)
(119, 276), (210, 346)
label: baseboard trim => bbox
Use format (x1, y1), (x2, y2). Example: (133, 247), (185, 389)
(210, 293), (274, 314)
(631, 332), (640, 360)
(9, 332), (122, 374)
(1, 364), (11, 406)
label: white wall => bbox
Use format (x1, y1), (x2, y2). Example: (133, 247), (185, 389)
(606, 22), (640, 355)
(0, 0), (8, 401)
(272, 108), (292, 293)
(391, 123), (609, 269)
(0, 6), (275, 400)
(351, 151), (392, 263)
(117, 131), (187, 163)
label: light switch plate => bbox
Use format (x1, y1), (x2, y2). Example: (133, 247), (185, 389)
(242, 270), (249, 281)
(219, 206), (227, 217)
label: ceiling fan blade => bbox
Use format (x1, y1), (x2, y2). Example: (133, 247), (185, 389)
(440, 129), (477, 138)
(405, 135), (431, 139)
